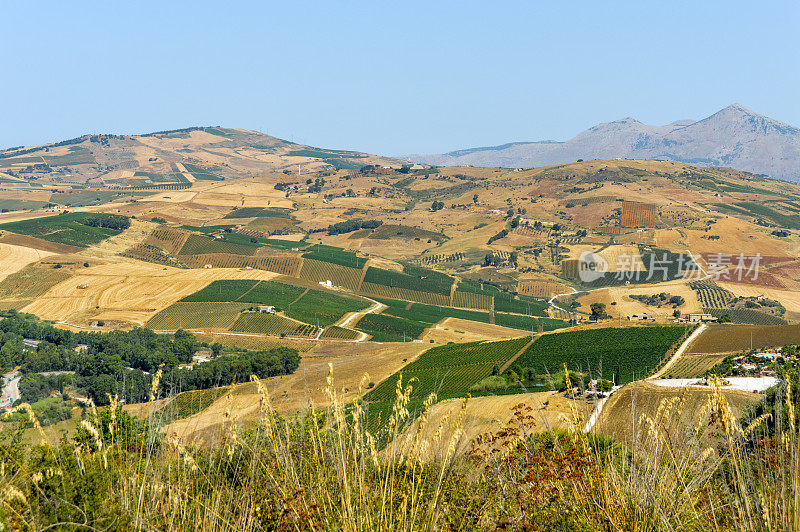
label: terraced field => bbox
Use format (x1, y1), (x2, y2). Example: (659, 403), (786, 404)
(302, 244), (367, 268)
(686, 323), (800, 354)
(660, 354), (727, 379)
(363, 266), (454, 296)
(298, 258), (363, 291)
(231, 313), (318, 337)
(145, 227), (190, 255)
(285, 290), (369, 327)
(365, 336), (531, 403)
(179, 254), (300, 275)
(359, 282), (451, 306)
(319, 326), (361, 340)
(511, 326), (686, 384)
(178, 234), (258, 256)
(146, 302), (248, 330)
(0, 212), (128, 247)
(355, 313), (430, 342)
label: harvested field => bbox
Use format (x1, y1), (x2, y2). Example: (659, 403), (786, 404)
(20, 262), (280, 326)
(686, 323), (800, 354)
(565, 244), (646, 272)
(147, 302), (248, 330)
(298, 258), (363, 291)
(658, 354), (727, 379)
(595, 381), (759, 447)
(0, 242), (56, 283)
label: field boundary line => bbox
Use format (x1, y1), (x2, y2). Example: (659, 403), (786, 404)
(498, 337), (536, 373)
(288, 288), (310, 306)
(650, 323), (707, 380)
(356, 262), (369, 292)
(234, 280), (262, 301)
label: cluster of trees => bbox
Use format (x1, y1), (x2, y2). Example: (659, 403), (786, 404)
(483, 251), (518, 267)
(308, 177), (326, 193)
(431, 201), (445, 211)
(630, 293), (685, 308)
(487, 228), (509, 245)
(78, 213), (131, 230)
(0, 311), (300, 406)
(327, 219), (383, 235)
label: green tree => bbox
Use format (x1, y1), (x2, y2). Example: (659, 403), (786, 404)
(590, 303), (606, 321)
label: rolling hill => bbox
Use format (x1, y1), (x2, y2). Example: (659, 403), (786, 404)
(0, 126), (404, 188)
(409, 105), (800, 182)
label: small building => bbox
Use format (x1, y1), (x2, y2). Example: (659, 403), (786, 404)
(23, 338), (42, 349)
(628, 313), (655, 321)
(319, 280), (334, 288)
(687, 313), (718, 323)
(257, 305), (276, 314)
(74, 344), (89, 353)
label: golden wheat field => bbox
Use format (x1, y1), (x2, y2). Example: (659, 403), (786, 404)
(0, 242), (55, 283)
(20, 262), (280, 326)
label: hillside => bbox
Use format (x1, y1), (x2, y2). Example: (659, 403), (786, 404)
(0, 126), (405, 189)
(409, 104), (800, 181)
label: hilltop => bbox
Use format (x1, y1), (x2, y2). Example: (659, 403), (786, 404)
(0, 126), (405, 189)
(410, 105), (800, 181)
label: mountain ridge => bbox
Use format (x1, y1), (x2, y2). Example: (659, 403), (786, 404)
(409, 105), (800, 181)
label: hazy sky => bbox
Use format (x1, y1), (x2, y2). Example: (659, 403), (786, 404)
(2, 1), (798, 155)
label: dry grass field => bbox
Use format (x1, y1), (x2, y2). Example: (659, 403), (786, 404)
(421, 317), (531, 343)
(393, 391), (586, 459)
(719, 281), (800, 313)
(157, 341), (429, 443)
(565, 244), (646, 272)
(594, 381), (759, 446)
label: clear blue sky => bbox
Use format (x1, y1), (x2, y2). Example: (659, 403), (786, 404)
(2, 1), (798, 155)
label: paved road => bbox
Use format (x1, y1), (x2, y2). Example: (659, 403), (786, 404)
(1, 371), (21, 410)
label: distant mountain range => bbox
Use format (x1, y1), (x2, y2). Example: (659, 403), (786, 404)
(408, 105), (800, 181)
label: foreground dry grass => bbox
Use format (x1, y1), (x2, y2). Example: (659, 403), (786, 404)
(3, 374), (798, 531)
